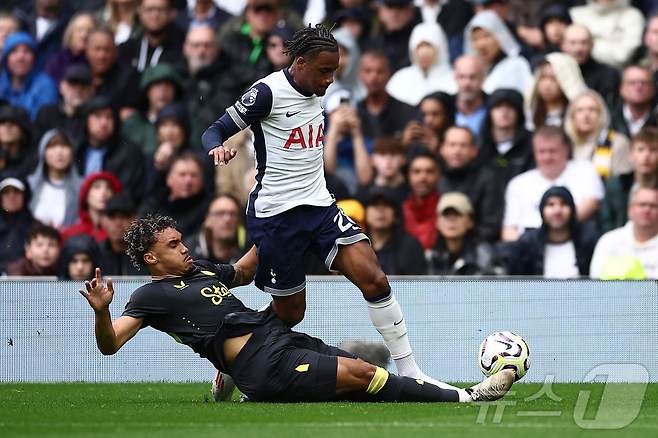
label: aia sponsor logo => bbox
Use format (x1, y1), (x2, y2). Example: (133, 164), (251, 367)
(284, 123), (324, 149)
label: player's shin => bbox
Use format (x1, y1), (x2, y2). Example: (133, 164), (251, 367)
(365, 367), (460, 402)
(366, 292), (466, 396)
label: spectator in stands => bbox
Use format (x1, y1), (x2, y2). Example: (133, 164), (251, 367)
(504, 186), (598, 277)
(564, 89), (633, 179)
(85, 27), (139, 112)
(324, 99), (372, 193)
(15, 0), (67, 71)
(478, 88), (534, 186)
(181, 24), (232, 149)
(119, 0), (185, 73)
(570, 0), (644, 68)
(62, 171), (122, 242)
(324, 27), (366, 110)
(368, 0), (422, 73)
(332, 6), (372, 50)
(439, 126), (502, 242)
(96, 0), (141, 45)
(0, 32), (58, 120)
(435, 0), (474, 62)
(525, 52), (586, 129)
(429, 192), (495, 275)
(463, 10), (532, 94)
(121, 63), (182, 156)
(0, 177), (35, 273)
(0, 14), (20, 54)
(610, 65), (658, 139)
(537, 4), (571, 56)
(502, 126), (604, 241)
(0, 105), (35, 179)
(265, 24), (294, 71)
(386, 22), (456, 107)
(219, 0), (281, 101)
(75, 96), (145, 200)
(140, 152), (211, 236)
(560, 25), (621, 110)
(186, 194), (249, 265)
(600, 128), (658, 232)
(402, 91), (455, 155)
(98, 193), (141, 275)
(356, 137), (408, 208)
(175, 0), (231, 32)
(58, 234), (100, 280)
(6, 223), (60, 276)
(590, 187), (658, 279)
(356, 50), (417, 139)
(403, 151), (441, 250)
(44, 12), (97, 84)
(364, 188), (427, 275)
(452, 55), (487, 138)
(27, 129), (81, 228)
(35, 64), (94, 146)
(633, 13), (658, 83)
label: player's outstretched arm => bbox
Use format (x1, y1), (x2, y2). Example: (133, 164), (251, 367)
(79, 268), (142, 355)
(231, 245), (258, 287)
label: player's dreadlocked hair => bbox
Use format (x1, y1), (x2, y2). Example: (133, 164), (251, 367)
(283, 24), (338, 61)
(124, 214), (178, 269)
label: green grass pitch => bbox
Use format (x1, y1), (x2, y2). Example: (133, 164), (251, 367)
(1, 383), (657, 437)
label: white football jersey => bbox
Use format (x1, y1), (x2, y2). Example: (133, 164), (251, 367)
(225, 69), (334, 218)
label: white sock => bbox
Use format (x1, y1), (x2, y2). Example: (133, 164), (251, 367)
(367, 294), (464, 397)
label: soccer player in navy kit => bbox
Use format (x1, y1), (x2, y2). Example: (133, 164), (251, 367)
(201, 25), (463, 394)
(80, 215), (514, 402)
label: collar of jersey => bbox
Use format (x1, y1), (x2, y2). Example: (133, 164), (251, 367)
(283, 67), (313, 97)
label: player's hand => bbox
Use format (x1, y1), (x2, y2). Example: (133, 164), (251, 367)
(79, 267), (114, 314)
(208, 145), (238, 166)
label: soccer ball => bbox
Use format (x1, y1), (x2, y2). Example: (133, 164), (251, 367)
(479, 331), (530, 381)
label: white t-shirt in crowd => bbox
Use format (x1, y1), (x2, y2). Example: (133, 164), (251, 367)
(33, 181), (67, 228)
(590, 222), (658, 279)
(543, 241), (580, 278)
(503, 160), (604, 233)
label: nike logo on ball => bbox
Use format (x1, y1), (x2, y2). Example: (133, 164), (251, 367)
(286, 110), (301, 117)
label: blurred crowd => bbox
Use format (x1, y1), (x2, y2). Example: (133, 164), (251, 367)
(0, 0), (657, 280)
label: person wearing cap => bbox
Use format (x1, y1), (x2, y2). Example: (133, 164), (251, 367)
(366, 0), (422, 73)
(121, 62), (183, 156)
(560, 24), (621, 110)
(34, 63), (95, 146)
(58, 234), (100, 280)
(0, 176), (36, 273)
(403, 151), (441, 250)
(439, 126), (502, 242)
(429, 191), (495, 275)
(6, 222), (61, 276)
(27, 129), (82, 228)
(44, 12), (97, 84)
(365, 189), (427, 275)
(0, 105), (35, 179)
(478, 88), (533, 187)
(0, 31), (58, 120)
(98, 192), (141, 276)
(118, 0), (185, 73)
(502, 186), (598, 278)
(62, 171), (123, 243)
(590, 187), (658, 279)
(75, 96), (145, 201)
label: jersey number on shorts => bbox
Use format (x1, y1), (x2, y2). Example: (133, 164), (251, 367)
(333, 210), (360, 232)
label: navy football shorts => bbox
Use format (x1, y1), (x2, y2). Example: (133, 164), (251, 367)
(246, 203), (369, 296)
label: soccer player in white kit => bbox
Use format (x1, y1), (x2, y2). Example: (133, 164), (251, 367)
(202, 25), (473, 398)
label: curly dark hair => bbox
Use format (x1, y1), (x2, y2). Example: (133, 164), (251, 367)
(283, 24), (337, 61)
(124, 215), (177, 269)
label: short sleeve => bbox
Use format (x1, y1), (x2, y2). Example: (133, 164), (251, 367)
(121, 286), (168, 323)
(195, 260), (236, 287)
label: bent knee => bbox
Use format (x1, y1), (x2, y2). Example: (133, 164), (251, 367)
(349, 359), (378, 382)
(361, 271), (390, 299)
(272, 296), (306, 326)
